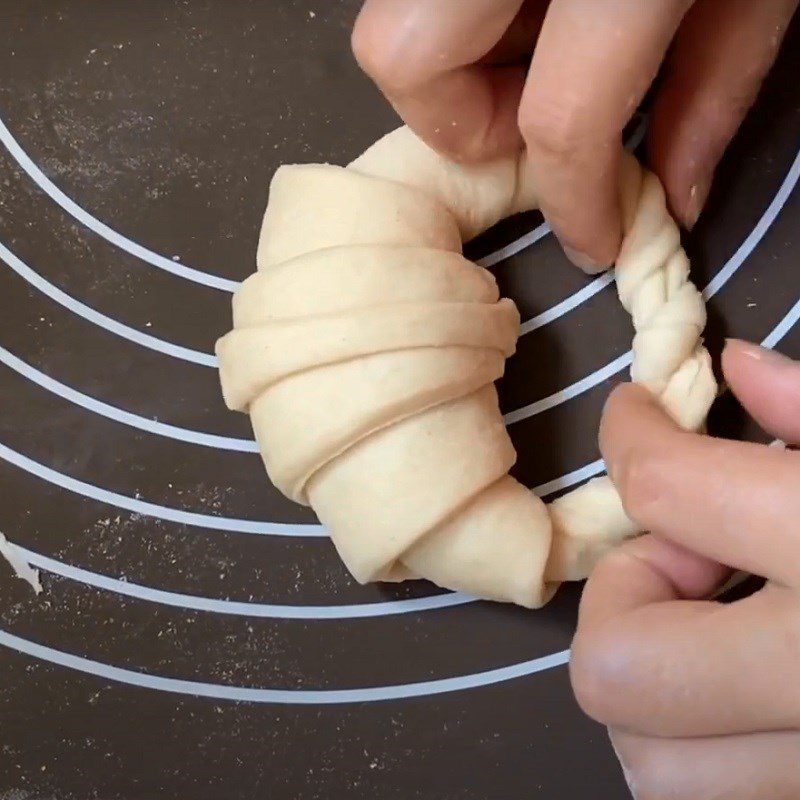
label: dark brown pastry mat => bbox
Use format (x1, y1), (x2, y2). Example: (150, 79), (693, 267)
(0, 2), (798, 798)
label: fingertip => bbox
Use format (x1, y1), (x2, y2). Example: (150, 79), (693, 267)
(644, 47), (723, 230)
(723, 336), (788, 367)
(599, 383), (658, 444)
(351, 0), (400, 84)
(646, 0), (793, 231)
(721, 337), (753, 379)
(604, 381), (653, 408)
(599, 384), (689, 524)
(571, 537), (720, 726)
(722, 338), (798, 388)
(546, 206), (621, 273)
(535, 153), (622, 272)
(622, 535), (730, 601)
(517, 92), (624, 270)
(722, 339), (800, 444)
(572, 535), (729, 727)
(681, 174), (713, 231)
(646, 101), (716, 231)
(560, 243), (613, 274)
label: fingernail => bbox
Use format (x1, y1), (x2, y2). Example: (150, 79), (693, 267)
(725, 338), (795, 368)
(562, 245), (609, 274)
(682, 174), (712, 230)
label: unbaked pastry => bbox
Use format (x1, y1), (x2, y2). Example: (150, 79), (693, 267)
(216, 126), (716, 608)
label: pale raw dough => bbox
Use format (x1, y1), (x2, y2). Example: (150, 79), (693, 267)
(216, 126), (716, 608)
(0, 532), (42, 594)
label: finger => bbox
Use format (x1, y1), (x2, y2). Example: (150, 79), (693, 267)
(648, 0), (798, 228)
(352, 0), (532, 161)
(599, 383), (800, 586)
(610, 728), (800, 800)
(576, 534), (729, 633)
(572, 537), (800, 736)
(518, 0), (694, 271)
(482, 0), (549, 65)
(723, 339), (800, 446)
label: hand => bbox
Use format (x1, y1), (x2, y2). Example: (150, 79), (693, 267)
(570, 338), (800, 799)
(352, 0), (798, 271)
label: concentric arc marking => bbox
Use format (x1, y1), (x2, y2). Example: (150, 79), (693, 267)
(0, 441), (603, 538)
(0, 294), (796, 701)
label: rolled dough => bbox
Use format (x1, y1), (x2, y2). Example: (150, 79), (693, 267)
(216, 126), (716, 608)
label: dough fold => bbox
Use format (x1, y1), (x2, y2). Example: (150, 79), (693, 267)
(216, 126), (716, 608)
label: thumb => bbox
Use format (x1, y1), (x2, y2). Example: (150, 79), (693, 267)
(722, 339), (800, 445)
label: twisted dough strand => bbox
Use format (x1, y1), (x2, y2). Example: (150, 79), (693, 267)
(216, 127), (716, 608)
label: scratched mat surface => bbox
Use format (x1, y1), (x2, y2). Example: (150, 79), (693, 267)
(0, 2), (798, 799)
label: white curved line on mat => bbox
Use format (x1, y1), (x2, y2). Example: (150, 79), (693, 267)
(0, 345), (258, 452)
(503, 352), (633, 426)
(0, 112), (541, 293)
(0, 229), (607, 370)
(1, 146), (796, 538)
(7, 128), (792, 443)
(0, 225), (605, 371)
(0, 242), (217, 368)
(0, 442), (322, 536)
(4, 222), (798, 619)
(0, 126), (794, 532)
(763, 298), (800, 348)
(5, 458), (606, 620)
(0, 115), (239, 293)
(13, 544), (474, 618)
(519, 271), (616, 336)
(477, 221), (550, 269)
(0, 260), (609, 447)
(0, 629), (570, 704)
(0, 227), (604, 370)
(0, 113), (644, 330)
(0, 442), (603, 540)
(504, 145), (800, 427)
(0, 295), (796, 701)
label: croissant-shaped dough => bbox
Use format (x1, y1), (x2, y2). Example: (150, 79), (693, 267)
(216, 126), (717, 608)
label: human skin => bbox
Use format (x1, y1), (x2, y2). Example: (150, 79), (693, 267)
(570, 339), (800, 798)
(352, 0), (798, 270)
(351, 6), (800, 794)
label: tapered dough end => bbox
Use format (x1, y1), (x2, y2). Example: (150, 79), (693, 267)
(216, 299), (520, 412)
(402, 476), (557, 608)
(234, 244), (499, 325)
(214, 333), (250, 412)
(257, 163), (461, 269)
(545, 476), (640, 583)
(306, 385), (517, 585)
(250, 346), (507, 503)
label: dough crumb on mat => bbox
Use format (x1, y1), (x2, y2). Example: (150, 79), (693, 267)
(0, 532), (42, 595)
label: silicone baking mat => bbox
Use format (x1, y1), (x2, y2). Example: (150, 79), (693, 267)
(1, 2), (798, 798)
